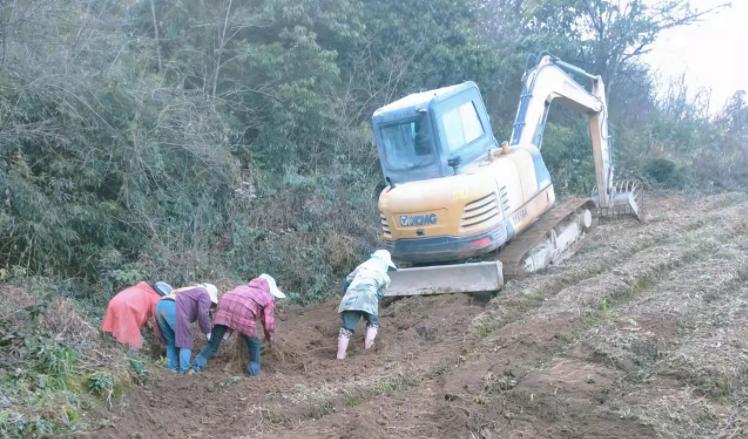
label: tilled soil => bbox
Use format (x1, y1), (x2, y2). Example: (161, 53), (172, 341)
(84, 192), (748, 439)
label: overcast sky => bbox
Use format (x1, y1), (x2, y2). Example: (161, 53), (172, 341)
(643, 0), (747, 113)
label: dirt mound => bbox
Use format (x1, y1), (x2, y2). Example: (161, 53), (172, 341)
(83, 192), (748, 438)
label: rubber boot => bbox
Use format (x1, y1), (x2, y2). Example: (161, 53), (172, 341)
(364, 326), (378, 350)
(246, 361), (261, 376)
(337, 334), (350, 360)
(246, 336), (261, 376)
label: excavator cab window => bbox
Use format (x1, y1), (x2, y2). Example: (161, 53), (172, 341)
(440, 101), (484, 153)
(372, 81), (495, 183)
(434, 95), (493, 172)
(380, 113), (435, 171)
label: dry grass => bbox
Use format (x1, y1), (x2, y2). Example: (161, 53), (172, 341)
(572, 223), (748, 437)
(0, 285), (136, 436)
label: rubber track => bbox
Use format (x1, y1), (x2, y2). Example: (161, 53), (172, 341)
(499, 197), (594, 278)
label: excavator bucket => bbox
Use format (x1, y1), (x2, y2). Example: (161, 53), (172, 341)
(596, 179), (645, 222)
(384, 260), (503, 297)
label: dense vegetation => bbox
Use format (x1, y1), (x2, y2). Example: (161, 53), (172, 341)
(0, 0), (745, 435)
(0, 0), (745, 299)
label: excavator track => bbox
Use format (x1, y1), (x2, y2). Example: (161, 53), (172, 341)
(498, 197), (594, 279)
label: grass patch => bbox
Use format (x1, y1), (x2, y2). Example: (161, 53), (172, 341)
(266, 411), (286, 425)
(510, 289), (547, 314)
(481, 371), (518, 395)
(587, 298), (618, 325)
(128, 357), (149, 384)
(476, 317), (499, 338)
(305, 399), (335, 419)
(344, 395), (366, 407)
(87, 372), (115, 406)
(343, 376), (403, 408)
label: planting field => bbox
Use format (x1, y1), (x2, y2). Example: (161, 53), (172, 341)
(85, 192), (747, 438)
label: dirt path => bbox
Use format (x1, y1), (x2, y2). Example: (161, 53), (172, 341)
(84, 192), (748, 439)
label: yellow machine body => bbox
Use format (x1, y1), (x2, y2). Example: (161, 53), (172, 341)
(379, 144), (555, 263)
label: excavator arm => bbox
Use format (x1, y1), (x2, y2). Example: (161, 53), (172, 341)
(510, 55), (642, 218)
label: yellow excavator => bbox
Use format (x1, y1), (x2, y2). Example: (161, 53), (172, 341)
(372, 54), (643, 296)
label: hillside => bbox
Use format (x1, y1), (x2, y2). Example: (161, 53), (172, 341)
(1, 1), (746, 437)
(84, 192), (747, 438)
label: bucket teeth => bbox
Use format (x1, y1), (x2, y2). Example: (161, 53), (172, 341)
(594, 179), (645, 222)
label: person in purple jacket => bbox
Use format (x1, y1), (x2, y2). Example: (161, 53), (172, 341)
(155, 283), (218, 374)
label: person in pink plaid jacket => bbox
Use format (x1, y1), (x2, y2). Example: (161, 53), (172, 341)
(192, 274), (286, 376)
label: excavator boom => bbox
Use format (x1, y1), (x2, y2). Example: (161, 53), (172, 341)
(512, 55), (642, 219)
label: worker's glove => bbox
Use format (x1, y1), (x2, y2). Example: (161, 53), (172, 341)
(206, 332), (212, 341)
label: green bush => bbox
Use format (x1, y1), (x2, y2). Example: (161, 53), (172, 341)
(86, 372), (114, 397)
(644, 158), (685, 188)
(0, 410), (54, 439)
(128, 357), (148, 384)
(33, 344), (78, 390)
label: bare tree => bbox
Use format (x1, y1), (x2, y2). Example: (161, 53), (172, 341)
(577, 0), (730, 89)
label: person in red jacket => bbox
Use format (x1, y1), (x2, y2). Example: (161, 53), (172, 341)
(101, 281), (173, 350)
(192, 274), (285, 376)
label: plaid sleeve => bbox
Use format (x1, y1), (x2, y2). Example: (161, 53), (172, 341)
(263, 299), (276, 336)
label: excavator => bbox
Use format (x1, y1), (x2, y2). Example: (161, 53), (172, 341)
(372, 54), (643, 296)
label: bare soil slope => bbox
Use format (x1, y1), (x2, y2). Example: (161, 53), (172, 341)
(85, 192), (748, 439)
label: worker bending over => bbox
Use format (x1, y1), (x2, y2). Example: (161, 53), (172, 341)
(155, 283), (218, 374)
(337, 250), (397, 360)
(101, 281), (173, 350)
(192, 274), (285, 376)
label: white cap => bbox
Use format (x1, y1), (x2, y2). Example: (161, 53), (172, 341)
(371, 249), (397, 270)
(259, 274), (285, 299)
(202, 283), (219, 304)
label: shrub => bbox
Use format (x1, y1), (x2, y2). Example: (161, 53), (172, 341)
(0, 285), (130, 436)
(87, 372), (114, 401)
(644, 158), (685, 188)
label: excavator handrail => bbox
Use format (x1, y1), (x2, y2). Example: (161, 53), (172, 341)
(552, 58), (597, 81)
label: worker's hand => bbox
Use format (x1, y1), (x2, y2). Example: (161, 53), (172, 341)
(206, 332), (212, 341)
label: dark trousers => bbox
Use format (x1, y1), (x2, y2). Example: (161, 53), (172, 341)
(340, 310), (380, 333)
(194, 324), (262, 375)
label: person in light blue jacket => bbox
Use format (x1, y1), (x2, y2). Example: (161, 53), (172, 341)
(336, 249), (397, 360)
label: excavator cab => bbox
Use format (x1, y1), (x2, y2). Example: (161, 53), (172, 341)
(372, 83), (516, 270)
(372, 82), (497, 184)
